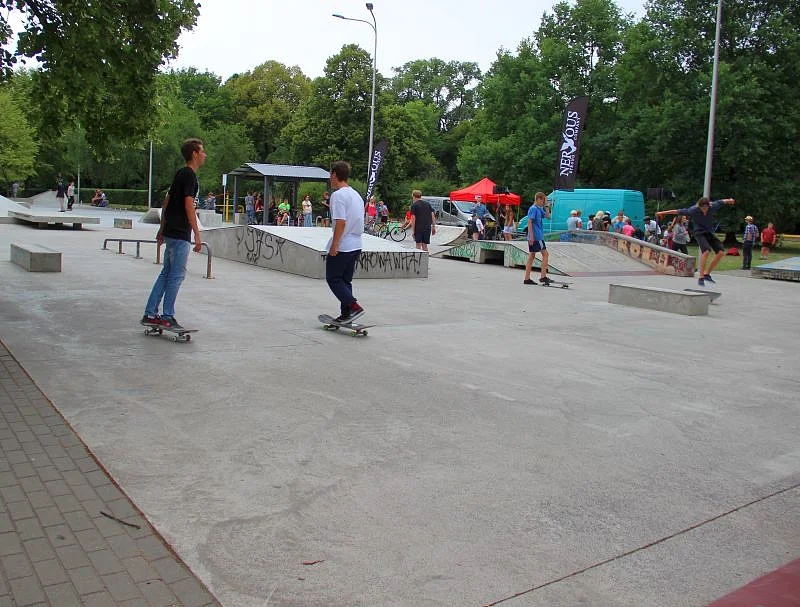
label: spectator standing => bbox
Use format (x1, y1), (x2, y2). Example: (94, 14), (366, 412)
(612, 211), (626, 233)
(244, 191), (255, 224)
(410, 189), (436, 252)
(760, 222), (777, 259)
(644, 216), (660, 243)
(325, 161), (365, 323)
(66, 180), (75, 210)
(502, 205), (515, 241)
(205, 192), (216, 211)
(742, 215), (759, 270)
(670, 216), (690, 254)
(320, 191), (331, 227)
(302, 195), (313, 227)
(657, 196), (736, 286)
(379, 199), (389, 224)
(622, 218), (636, 237)
(473, 195), (487, 221)
(12, 181), (19, 198)
(141, 138), (205, 330)
(56, 175), (66, 212)
(255, 195), (264, 224)
(566, 210), (580, 232)
(365, 196), (377, 224)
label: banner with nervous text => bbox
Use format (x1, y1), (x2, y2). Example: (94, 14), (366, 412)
(365, 139), (389, 202)
(554, 96), (589, 192)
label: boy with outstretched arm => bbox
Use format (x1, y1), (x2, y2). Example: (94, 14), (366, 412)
(656, 196), (735, 286)
(523, 192), (553, 286)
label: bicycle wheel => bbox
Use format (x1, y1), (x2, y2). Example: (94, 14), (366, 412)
(389, 226), (407, 242)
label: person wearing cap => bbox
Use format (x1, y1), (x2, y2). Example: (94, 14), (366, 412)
(742, 215), (759, 270)
(566, 210), (580, 232)
(657, 195), (735, 286)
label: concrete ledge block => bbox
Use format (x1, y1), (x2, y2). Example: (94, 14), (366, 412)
(140, 208), (161, 224)
(114, 218), (133, 229)
(11, 243), (62, 272)
(609, 283), (709, 316)
(196, 210), (222, 228)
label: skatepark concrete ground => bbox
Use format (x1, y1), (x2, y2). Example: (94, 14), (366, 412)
(1, 199), (798, 606)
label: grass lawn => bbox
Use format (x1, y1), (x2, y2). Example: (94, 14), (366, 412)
(687, 240), (800, 272)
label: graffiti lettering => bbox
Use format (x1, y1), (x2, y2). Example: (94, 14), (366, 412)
(235, 227), (286, 265)
(356, 251), (423, 275)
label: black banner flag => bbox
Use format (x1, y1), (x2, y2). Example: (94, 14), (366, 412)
(365, 139), (389, 202)
(554, 96), (589, 192)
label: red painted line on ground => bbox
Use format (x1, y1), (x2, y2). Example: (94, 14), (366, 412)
(707, 557), (800, 606)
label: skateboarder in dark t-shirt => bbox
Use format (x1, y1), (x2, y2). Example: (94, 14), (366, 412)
(141, 138), (205, 330)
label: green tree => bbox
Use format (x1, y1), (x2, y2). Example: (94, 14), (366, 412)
(159, 68), (235, 130)
(224, 61), (311, 161)
(0, 87), (39, 182)
(0, 0), (199, 152)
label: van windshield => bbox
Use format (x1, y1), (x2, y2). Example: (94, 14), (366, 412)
(453, 201), (476, 213)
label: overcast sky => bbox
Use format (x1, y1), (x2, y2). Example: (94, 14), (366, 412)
(168, 0), (646, 81)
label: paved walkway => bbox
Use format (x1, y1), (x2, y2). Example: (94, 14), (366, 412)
(0, 341), (219, 607)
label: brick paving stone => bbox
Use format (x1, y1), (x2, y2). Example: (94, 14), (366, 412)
(0, 342), (221, 607)
(32, 558), (68, 586)
(43, 582), (82, 607)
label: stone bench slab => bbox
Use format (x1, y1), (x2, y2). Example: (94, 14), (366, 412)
(609, 283), (710, 316)
(11, 243), (62, 272)
(9, 210), (99, 229)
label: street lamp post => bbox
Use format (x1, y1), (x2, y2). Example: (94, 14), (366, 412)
(333, 3), (377, 184)
(703, 0), (723, 198)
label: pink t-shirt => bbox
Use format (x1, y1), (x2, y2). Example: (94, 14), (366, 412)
(622, 224), (635, 237)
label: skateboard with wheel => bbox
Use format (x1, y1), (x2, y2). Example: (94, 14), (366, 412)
(684, 288), (721, 302)
(540, 279), (571, 289)
(143, 323), (198, 342)
(318, 314), (374, 337)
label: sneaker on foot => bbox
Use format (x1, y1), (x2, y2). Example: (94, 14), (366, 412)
(523, 278), (537, 285)
(160, 316), (184, 330)
(703, 274), (716, 283)
(698, 277), (705, 287)
(348, 302), (365, 322)
(540, 276), (553, 285)
(140, 314), (160, 326)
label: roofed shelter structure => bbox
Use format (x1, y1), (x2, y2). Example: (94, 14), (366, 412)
(227, 163), (330, 225)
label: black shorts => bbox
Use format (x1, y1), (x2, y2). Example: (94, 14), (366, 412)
(694, 232), (724, 254)
(528, 240), (546, 253)
(380, 216), (388, 224)
(414, 230), (431, 244)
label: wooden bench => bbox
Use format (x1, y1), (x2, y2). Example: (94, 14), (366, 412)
(10, 243), (62, 272)
(608, 283), (710, 316)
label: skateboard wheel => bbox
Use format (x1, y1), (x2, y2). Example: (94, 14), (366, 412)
(172, 336), (178, 342)
(185, 335), (191, 342)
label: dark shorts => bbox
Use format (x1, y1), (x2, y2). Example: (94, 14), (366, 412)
(694, 232), (724, 254)
(528, 240), (546, 253)
(414, 230), (431, 244)
(380, 215), (388, 224)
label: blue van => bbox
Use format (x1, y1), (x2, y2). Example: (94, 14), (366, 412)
(519, 189), (645, 234)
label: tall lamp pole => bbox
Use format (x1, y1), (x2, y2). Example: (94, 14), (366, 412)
(333, 3), (377, 184)
(703, 0), (723, 198)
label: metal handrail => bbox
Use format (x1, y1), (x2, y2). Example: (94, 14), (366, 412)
(102, 238), (214, 279)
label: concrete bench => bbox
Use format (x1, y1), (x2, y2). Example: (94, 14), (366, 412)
(10, 243), (62, 272)
(608, 283), (710, 316)
(114, 218), (133, 229)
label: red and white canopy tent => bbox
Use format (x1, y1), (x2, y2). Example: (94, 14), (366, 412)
(449, 177), (521, 207)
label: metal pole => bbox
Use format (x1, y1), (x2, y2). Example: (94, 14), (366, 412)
(703, 0), (723, 198)
(367, 3), (377, 186)
(333, 6), (378, 184)
(148, 140), (154, 208)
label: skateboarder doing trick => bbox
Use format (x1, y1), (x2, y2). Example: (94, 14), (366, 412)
(325, 161), (365, 324)
(141, 138), (205, 329)
(657, 196), (735, 286)
(523, 192), (553, 286)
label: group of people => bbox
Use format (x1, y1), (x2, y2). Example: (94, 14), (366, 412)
(56, 176), (77, 211)
(364, 196), (390, 225)
(243, 191), (332, 227)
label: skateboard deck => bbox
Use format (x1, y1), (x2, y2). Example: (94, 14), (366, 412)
(318, 314), (374, 336)
(540, 280), (571, 289)
(143, 323), (198, 342)
(684, 288), (721, 302)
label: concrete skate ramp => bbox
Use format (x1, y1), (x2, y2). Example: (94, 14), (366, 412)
(201, 225), (427, 279)
(752, 256), (800, 282)
(0, 195), (31, 223)
(435, 231), (695, 277)
(431, 225), (466, 246)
